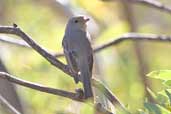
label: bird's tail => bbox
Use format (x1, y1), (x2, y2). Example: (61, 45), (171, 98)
(80, 63), (93, 99)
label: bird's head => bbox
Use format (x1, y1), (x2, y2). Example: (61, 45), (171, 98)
(66, 16), (90, 31)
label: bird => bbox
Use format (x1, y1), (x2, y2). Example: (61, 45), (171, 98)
(62, 16), (93, 99)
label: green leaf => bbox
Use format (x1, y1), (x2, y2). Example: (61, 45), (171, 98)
(144, 102), (171, 114)
(156, 93), (168, 105)
(164, 80), (171, 87)
(147, 70), (171, 81)
(144, 103), (161, 114)
(165, 90), (171, 106)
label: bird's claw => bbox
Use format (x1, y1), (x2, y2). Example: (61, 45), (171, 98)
(75, 88), (84, 99)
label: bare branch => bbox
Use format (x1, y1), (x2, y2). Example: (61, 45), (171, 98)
(0, 72), (83, 101)
(102, 0), (171, 15)
(0, 26), (74, 77)
(54, 51), (65, 58)
(94, 33), (171, 52)
(0, 94), (21, 114)
(0, 72), (116, 114)
(0, 35), (30, 48)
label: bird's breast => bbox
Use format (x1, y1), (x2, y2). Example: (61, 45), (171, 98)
(64, 29), (92, 54)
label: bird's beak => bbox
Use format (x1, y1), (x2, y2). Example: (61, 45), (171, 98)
(84, 17), (90, 23)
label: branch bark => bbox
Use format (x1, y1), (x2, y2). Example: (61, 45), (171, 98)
(0, 72), (83, 101)
(102, 0), (171, 15)
(94, 33), (171, 51)
(0, 35), (30, 48)
(0, 95), (21, 114)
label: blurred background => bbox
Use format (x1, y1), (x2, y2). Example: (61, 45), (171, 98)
(0, 0), (171, 114)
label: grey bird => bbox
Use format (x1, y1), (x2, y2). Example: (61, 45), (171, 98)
(62, 16), (93, 99)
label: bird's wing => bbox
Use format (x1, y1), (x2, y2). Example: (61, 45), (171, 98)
(62, 37), (79, 73)
(88, 53), (93, 77)
(85, 34), (93, 77)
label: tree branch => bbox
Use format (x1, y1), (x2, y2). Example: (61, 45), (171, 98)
(0, 35), (30, 48)
(0, 94), (21, 114)
(0, 25), (74, 77)
(94, 33), (171, 52)
(0, 72), (116, 114)
(102, 0), (171, 15)
(0, 72), (83, 101)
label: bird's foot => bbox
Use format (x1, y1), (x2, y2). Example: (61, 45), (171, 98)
(65, 65), (71, 72)
(75, 88), (84, 99)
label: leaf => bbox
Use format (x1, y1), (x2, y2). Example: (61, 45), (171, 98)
(144, 102), (161, 114)
(156, 93), (168, 105)
(147, 70), (171, 81)
(165, 90), (171, 106)
(164, 80), (171, 87)
(144, 102), (171, 114)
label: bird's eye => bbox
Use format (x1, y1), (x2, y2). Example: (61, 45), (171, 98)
(74, 20), (78, 23)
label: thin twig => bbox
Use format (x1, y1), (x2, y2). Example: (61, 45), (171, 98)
(54, 51), (64, 58)
(0, 94), (21, 114)
(94, 33), (171, 52)
(102, 0), (171, 15)
(0, 35), (30, 48)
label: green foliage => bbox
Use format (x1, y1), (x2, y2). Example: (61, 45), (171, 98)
(144, 102), (171, 114)
(147, 70), (171, 81)
(143, 70), (171, 114)
(144, 103), (162, 114)
(165, 90), (171, 106)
